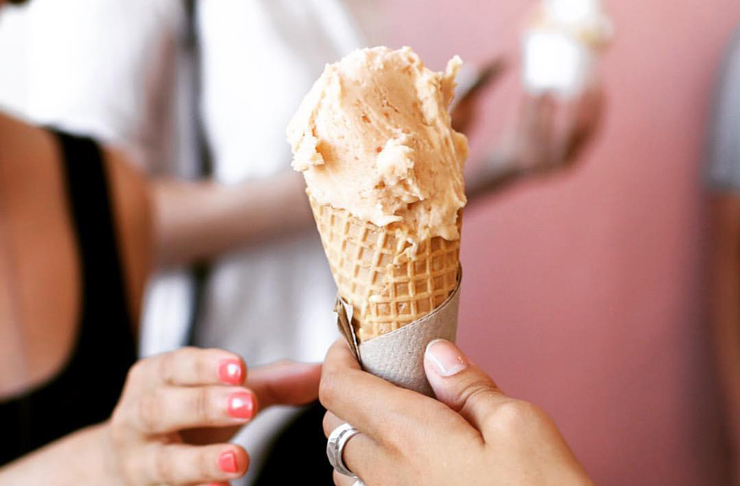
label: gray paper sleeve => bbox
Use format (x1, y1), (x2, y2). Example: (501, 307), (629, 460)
(335, 272), (461, 397)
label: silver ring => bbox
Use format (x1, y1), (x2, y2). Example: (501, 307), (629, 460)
(353, 481), (366, 486)
(326, 422), (360, 478)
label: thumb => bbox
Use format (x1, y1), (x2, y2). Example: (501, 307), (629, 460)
(424, 339), (507, 431)
(248, 361), (321, 409)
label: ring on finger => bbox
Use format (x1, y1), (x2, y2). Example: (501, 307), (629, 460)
(326, 422), (361, 478)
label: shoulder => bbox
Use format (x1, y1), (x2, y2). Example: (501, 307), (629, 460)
(0, 113), (153, 324)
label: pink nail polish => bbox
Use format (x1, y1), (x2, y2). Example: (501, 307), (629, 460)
(218, 450), (238, 473)
(425, 339), (468, 377)
(227, 391), (255, 419)
(218, 359), (243, 385)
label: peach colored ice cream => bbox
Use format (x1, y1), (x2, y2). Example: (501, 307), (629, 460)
(287, 46), (468, 242)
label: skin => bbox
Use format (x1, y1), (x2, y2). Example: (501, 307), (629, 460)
(0, 348), (321, 485)
(709, 194), (740, 485)
(466, 87), (605, 202)
(0, 111), (320, 484)
(320, 339), (593, 486)
(152, 171), (313, 267)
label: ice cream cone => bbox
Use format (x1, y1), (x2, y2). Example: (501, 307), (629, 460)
(310, 196), (460, 342)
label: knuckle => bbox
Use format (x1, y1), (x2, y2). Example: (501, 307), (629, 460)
(155, 447), (175, 484)
(197, 448), (213, 479)
(159, 352), (176, 385)
(195, 351), (211, 383)
(322, 413), (333, 438)
(109, 407), (128, 443)
(318, 374), (338, 408)
(127, 360), (145, 385)
(137, 391), (162, 433)
(488, 399), (544, 432)
(454, 380), (495, 413)
(194, 387), (213, 424)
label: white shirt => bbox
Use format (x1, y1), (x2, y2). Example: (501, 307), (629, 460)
(195, 4), (372, 481)
(21, 1), (375, 484)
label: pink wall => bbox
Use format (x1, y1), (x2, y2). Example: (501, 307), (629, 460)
(382, 1), (740, 484)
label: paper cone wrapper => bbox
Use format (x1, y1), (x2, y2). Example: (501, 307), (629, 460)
(335, 272), (462, 396)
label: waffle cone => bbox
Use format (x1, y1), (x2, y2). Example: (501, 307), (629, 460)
(310, 197), (460, 342)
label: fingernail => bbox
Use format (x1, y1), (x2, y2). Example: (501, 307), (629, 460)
(425, 339), (468, 377)
(218, 359), (243, 385)
(218, 450), (238, 473)
(227, 391), (255, 419)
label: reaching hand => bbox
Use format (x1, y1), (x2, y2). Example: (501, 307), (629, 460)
(105, 347), (320, 485)
(466, 86), (605, 201)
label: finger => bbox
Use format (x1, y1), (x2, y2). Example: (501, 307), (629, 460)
(140, 443), (248, 485)
(324, 411), (386, 484)
(334, 470), (359, 485)
(566, 88), (605, 159)
(247, 360), (321, 409)
(424, 339), (509, 433)
(320, 339), (442, 440)
(322, 410), (344, 438)
(127, 347), (247, 391)
(130, 386), (257, 434)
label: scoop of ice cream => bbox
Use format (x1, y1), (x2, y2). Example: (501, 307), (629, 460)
(531, 0), (613, 48)
(287, 46), (467, 242)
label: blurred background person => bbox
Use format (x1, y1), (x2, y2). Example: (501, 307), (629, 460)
(706, 23), (740, 486)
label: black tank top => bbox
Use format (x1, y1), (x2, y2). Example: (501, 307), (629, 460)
(0, 131), (137, 465)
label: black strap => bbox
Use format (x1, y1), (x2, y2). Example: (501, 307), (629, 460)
(53, 130), (131, 327)
(183, 0), (213, 346)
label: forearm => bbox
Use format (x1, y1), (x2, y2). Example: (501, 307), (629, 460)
(152, 171), (313, 268)
(0, 423), (114, 484)
(465, 148), (527, 203)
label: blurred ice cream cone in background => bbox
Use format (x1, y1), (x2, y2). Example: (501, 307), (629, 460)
(523, 0), (613, 98)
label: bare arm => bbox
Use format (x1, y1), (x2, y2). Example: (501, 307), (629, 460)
(709, 194), (740, 475)
(152, 170), (313, 268)
(465, 88), (605, 204)
(0, 424), (113, 484)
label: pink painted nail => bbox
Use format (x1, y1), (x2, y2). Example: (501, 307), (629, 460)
(218, 359), (243, 385)
(218, 450), (238, 473)
(227, 391), (255, 419)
